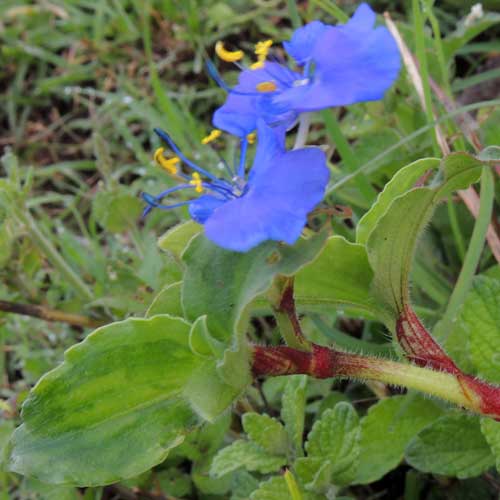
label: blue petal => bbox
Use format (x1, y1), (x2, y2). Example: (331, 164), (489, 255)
(189, 194), (226, 224)
(213, 63), (301, 136)
(346, 3), (376, 31)
(283, 20), (328, 65)
(248, 119), (286, 179)
(275, 7), (400, 111)
(203, 142), (329, 252)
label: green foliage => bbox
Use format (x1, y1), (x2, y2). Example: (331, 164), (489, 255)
(406, 414), (495, 478)
(294, 236), (383, 320)
(460, 276), (500, 382)
(367, 153), (484, 319)
(7, 316), (205, 485)
(242, 413), (288, 455)
(303, 402), (360, 486)
(281, 375), (308, 458)
(355, 395), (443, 484)
(1, 0), (499, 498)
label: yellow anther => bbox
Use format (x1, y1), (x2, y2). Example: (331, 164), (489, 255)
(250, 60), (265, 70)
(250, 39), (273, 70)
(247, 132), (256, 144)
(189, 172), (204, 193)
(154, 148), (179, 175)
(215, 41), (244, 63)
(256, 81), (277, 92)
(201, 129), (222, 145)
(254, 39), (273, 55)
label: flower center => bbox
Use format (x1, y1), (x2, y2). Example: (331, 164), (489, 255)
(256, 81), (278, 92)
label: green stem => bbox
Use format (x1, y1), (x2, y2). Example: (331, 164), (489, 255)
(440, 167), (495, 339)
(274, 310), (309, 351)
(14, 209), (94, 302)
(447, 196), (466, 261)
(353, 355), (471, 409)
(412, 0), (440, 156)
(321, 109), (376, 203)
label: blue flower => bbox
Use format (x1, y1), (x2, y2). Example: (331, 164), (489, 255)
(210, 3), (401, 137)
(142, 121), (329, 252)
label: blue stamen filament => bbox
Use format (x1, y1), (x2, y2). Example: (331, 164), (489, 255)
(238, 138), (248, 178)
(143, 127), (248, 216)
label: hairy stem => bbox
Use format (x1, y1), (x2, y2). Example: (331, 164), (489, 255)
(252, 343), (500, 419)
(269, 277), (311, 351)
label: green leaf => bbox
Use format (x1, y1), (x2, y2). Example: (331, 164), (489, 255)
(281, 375), (307, 457)
(250, 476), (292, 500)
(460, 276), (500, 383)
(367, 153), (484, 320)
(193, 456), (233, 495)
(480, 418), (500, 472)
(158, 220), (201, 261)
(304, 402), (360, 486)
(182, 233), (327, 341)
(146, 281), (183, 318)
(249, 475), (322, 500)
(242, 413), (288, 456)
(7, 315), (207, 486)
(405, 414), (495, 478)
(230, 470), (260, 500)
(92, 189), (143, 233)
(356, 158), (440, 245)
(294, 236), (384, 320)
(355, 395), (443, 484)
(478, 145), (500, 162)
(210, 441), (287, 478)
(294, 457), (332, 494)
(157, 468), (192, 498)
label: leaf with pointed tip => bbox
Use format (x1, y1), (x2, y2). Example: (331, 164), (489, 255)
(158, 220), (201, 261)
(367, 153), (484, 320)
(356, 158), (440, 245)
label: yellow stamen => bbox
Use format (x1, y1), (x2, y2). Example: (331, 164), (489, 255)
(215, 41), (244, 63)
(256, 81), (277, 92)
(250, 39), (273, 70)
(254, 39), (273, 55)
(250, 60), (265, 70)
(154, 148), (179, 175)
(189, 172), (203, 193)
(247, 132), (256, 144)
(201, 129), (222, 145)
